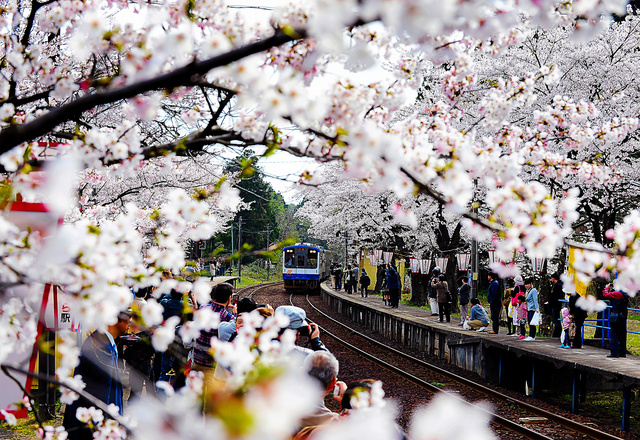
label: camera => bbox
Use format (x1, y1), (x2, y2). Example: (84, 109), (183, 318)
(256, 304), (267, 308)
(231, 294), (239, 305)
(297, 325), (312, 337)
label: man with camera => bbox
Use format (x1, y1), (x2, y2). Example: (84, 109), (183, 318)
(275, 305), (328, 353)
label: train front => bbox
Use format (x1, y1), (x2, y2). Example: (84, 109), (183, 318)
(282, 245), (321, 291)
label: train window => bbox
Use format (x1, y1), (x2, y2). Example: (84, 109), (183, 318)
(297, 255), (305, 266)
(307, 249), (318, 268)
(284, 249), (296, 268)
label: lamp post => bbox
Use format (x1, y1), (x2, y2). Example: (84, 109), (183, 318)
(336, 231), (348, 267)
(470, 179), (479, 299)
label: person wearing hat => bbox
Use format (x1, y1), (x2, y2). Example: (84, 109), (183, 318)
(63, 311), (132, 440)
(275, 306), (327, 353)
(429, 267), (441, 316)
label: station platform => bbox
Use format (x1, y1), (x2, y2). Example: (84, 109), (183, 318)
(320, 282), (639, 431)
(208, 276), (240, 287)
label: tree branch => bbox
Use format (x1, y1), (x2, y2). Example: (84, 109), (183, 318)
(0, 29), (307, 152)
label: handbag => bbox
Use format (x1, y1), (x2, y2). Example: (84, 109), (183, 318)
(530, 311), (541, 326)
(507, 302), (513, 318)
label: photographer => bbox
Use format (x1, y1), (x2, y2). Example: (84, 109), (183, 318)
(275, 305), (328, 353)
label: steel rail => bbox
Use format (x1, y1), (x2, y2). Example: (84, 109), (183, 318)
(235, 280), (283, 298)
(293, 295), (552, 440)
(304, 294), (625, 440)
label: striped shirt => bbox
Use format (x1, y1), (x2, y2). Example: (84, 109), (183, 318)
(192, 302), (234, 367)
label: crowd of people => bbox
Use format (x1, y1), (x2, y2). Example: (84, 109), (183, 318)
(453, 270), (628, 357)
(330, 263), (400, 308)
(62, 268), (406, 440)
(330, 262), (630, 359)
(62, 261), (629, 439)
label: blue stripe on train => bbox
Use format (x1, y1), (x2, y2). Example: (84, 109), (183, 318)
(283, 274), (320, 280)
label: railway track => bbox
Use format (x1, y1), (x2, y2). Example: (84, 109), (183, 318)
(290, 292), (626, 440)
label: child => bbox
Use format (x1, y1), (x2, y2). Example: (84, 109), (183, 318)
(561, 307), (572, 348)
(516, 294), (528, 339)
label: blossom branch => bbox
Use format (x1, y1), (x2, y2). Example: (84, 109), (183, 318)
(0, 29), (308, 152)
(0, 364), (133, 435)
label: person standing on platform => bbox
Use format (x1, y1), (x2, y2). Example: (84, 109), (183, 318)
(458, 276), (470, 326)
(336, 264), (343, 290)
(435, 274), (450, 322)
(568, 291), (586, 348)
(515, 295), (528, 339)
(487, 272), (501, 334)
(560, 307), (572, 348)
(603, 284), (629, 358)
(503, 278), (515, 335)
(344, 265), (353, 294)
(330, 264), (338, 289)
(386, 264), (401, 308)
(351, 264), (359, 294)
(429, 267), (440, 316)
(524, 277), (539, 341)
(359, 271), (371, 297)
(549, 273), (565, 338)
(63, 312), (131, 440)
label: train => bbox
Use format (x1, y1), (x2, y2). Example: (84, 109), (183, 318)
(282, 243), (331, 291)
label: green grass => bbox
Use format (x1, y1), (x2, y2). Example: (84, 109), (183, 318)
(234, 261), (280, 288)
(1, 412), (61, 440)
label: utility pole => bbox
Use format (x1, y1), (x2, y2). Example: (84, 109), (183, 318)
(231, 223), (234, 273)
(266, 225), (270, 281)
(470, 180), (479, 299)
(344, 232), (348, 267)
(238, 216), (243, 281)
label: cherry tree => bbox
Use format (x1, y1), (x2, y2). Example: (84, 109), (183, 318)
(1, 0), (639, 438)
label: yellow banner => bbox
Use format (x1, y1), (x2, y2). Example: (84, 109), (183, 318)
(567, 245), (588, 296)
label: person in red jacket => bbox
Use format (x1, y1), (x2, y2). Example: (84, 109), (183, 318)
(603, 284), (629, 358)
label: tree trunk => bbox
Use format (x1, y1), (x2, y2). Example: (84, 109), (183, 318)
(410, 273), (427, 306)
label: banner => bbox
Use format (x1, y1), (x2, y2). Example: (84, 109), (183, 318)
(44, 285), (78, 331)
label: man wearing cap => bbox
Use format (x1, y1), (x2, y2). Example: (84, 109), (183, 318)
(63, 311), (132, 440)
(275, 306), (327, 353)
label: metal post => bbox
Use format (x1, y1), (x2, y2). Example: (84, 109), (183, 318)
(266, 225), (270, 282)
(531, 362), (537, 399)
(344, 232), (348, 267)
(622, 386), (631, 432)
(471, 236), (478, 299)
(572, 371), (580, 414)
(230, 223), (234, 272)
(238, 216), (242, 281)
(470, 180), (479, 299)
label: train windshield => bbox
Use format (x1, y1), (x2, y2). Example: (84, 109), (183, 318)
(284, 247), (319, 268)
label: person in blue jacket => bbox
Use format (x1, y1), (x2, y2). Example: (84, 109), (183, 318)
(386, 264), (401, 308)
(487, 272), (501, 334)
(524, 277), (540, 341)
(63, 312), (131, 440)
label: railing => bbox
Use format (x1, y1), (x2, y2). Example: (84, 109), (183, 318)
(559, 299), (637, 348)
(576, 300), (639, 348)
